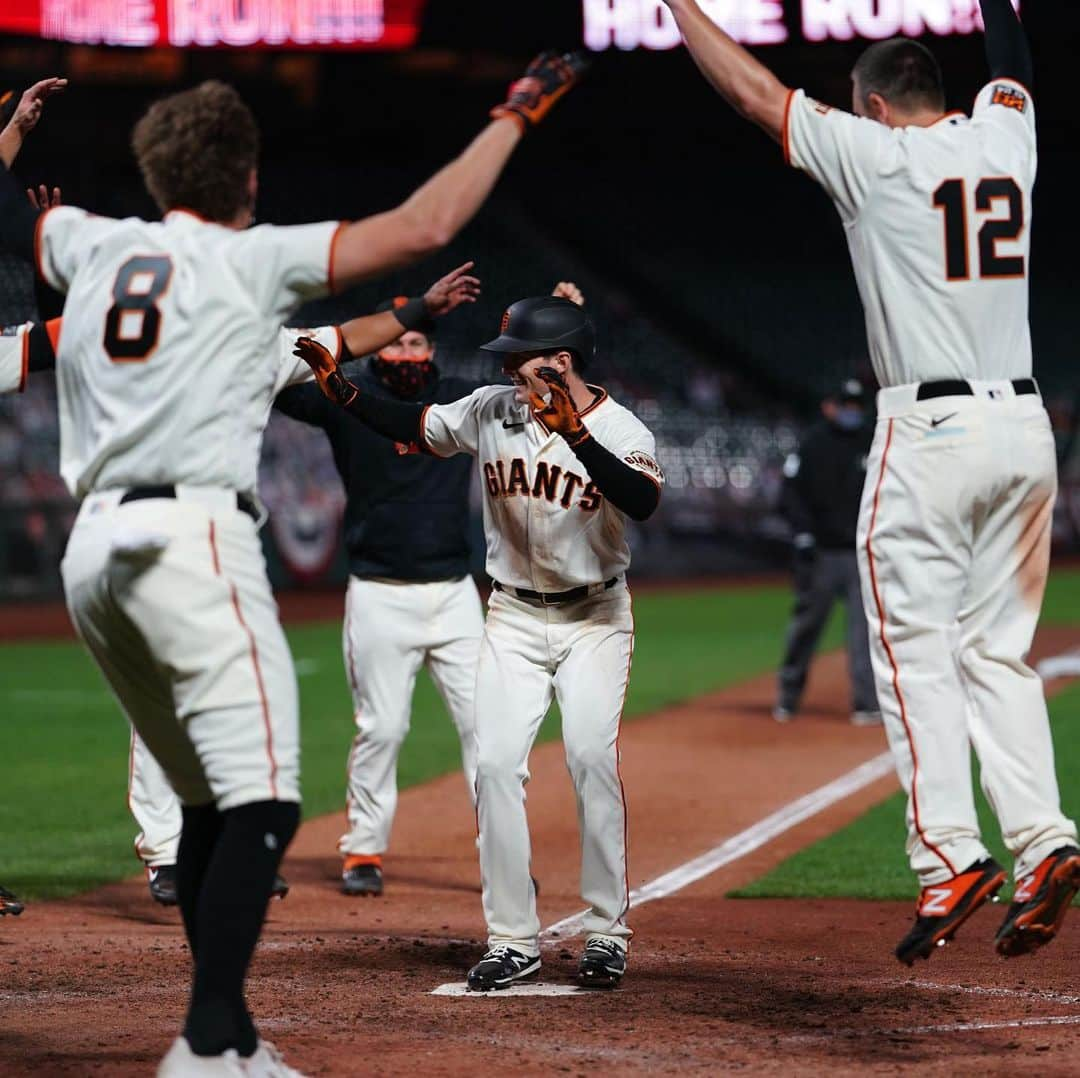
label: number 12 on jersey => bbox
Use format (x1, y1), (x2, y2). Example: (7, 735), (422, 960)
(933, 178), (1025, 282)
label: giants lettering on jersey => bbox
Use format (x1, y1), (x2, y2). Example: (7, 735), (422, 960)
(484, 459), (603, 512)
(991, 84), (1027, 113)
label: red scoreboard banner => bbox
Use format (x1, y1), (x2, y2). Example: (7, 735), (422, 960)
(0, 0), (427, 49)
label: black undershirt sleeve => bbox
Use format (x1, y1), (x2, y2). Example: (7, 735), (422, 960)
(979, 0), (1034, 88)
(569, 435), (661, 522)
(27, 323), (56, 372)
(0, 163), (39, 263)
(341, 388), (425, 445)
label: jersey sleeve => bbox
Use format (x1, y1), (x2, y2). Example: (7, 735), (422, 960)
(0, 323), (30, 394)
(273, 324), (344, 395)
(972, 79), (1036, 158)
(599, 413), (665, 491)
(783, 90), (889, 221)
(35, 206), (117, 293)
(420, 387), (490, 458)
(232, 221), (344, 320)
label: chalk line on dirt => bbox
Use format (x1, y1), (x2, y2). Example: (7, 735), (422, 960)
(432, 749), (896, 995)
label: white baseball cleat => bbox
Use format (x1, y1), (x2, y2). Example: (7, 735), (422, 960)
(243, 1040), (308, 1077)
(156, 1037), (246, 1077)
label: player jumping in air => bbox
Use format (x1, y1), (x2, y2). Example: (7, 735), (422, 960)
(0, 55), (585, 1075)
(291, 295), (664, 991)
(662, 0), (1079, 964)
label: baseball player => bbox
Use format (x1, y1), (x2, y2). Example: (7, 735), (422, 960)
(128, 264), (484, 902)
(664, 0), (1079, 963)
(292, 295), (664, 991)
(0, 54), (584, 1075)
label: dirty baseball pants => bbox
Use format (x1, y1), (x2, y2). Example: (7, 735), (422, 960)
(339, 575), (482, 858)
(777, 548), (878, 714)
(475, 582), (634, 955)
(857, 383), (1077, 887)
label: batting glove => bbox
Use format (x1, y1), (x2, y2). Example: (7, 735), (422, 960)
(293, 336), (360, 409)
(491, 52), (588, 131)
(530, 366), (588, 446)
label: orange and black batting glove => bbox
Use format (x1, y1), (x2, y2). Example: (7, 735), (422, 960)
(293, 336), (360, 409)
(530, 366), (589, 447)
(491, 51), (589, 132)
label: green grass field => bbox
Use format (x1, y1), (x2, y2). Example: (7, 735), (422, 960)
(3, 571), (1078, 903)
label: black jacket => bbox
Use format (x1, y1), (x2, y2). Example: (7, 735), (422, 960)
(780, 419), (873, 550)
(274, 361), (475, 581)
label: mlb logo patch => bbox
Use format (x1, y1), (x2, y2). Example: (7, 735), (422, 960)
(500, 309), (511, 334)
(991, 84), (1027, 113)
(810, 99), (832, 116)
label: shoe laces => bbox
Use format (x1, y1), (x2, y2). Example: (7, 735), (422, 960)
(245, 1040), (306, 1078)
(586, 938), (624, 957)
(484, 944), (529, 962)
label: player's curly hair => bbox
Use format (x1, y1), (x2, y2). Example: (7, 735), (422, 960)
(852, 38), (945, 114)
(132, 81), (259, 223)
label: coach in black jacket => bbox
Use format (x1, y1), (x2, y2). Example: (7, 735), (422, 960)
(774, 379), (880, 726)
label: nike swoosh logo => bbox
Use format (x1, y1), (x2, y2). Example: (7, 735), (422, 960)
(931, 413), (958, 428)
(502, 418), (527, 429)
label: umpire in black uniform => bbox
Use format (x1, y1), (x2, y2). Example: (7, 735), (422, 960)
(774, 379), (881, 726)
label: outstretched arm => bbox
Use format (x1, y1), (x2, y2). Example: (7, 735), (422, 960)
(0, 78), (67, 168)
(330, 53), (586, 289)
(979, 0), (1033, 88)
(663, 0), (790, 142)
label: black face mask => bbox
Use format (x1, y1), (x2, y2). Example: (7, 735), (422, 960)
(372, 354), (438, 398)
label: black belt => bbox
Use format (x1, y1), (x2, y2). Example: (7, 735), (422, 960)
(494, 577), (618, 606)
(916, 378), (1038, 401)
(120, 485), (259, 523)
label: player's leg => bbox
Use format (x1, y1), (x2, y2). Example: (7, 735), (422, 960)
(856, 414), (990, 886)
(842, 550), (880, 722)
(955, 402), (1078, 953)
(469, 588), (552, 987)
(128, 730), (183, 903)
(339, 577), (426, 890)
(552, 586), (635, 984)
(424, 576), (485, 803)
(775, 548), (837, 717)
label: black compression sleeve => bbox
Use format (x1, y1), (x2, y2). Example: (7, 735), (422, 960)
(569, 434), (661, 522)
(27, 323), (56, 372)
(979, 0), (1033, 88)
(341, 386), (425, 445)
(0, 163), (38, 262)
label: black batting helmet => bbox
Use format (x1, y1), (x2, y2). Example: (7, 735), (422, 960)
(480, 296), (595, 368)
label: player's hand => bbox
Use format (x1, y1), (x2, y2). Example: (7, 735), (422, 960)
(551, 281), (584, 307)
(293, 336), (361, 409)
(491, 52), (589, 131)
(424, 261), (481, 318)
(529, 366), (588, 445)
(26, 184), (61, 211)
(9, 78), (67, 136)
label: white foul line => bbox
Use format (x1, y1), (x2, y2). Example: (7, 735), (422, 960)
(542, 750), (896, 941)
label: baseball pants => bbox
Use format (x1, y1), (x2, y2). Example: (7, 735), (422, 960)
(62, 489), (300, 813)
(475, 582), (634, 955)
(778, 548), (878, 714)
(129, 730), (182, 866)
(339, 575), (482, 858)
(857, 383), (1077, 887)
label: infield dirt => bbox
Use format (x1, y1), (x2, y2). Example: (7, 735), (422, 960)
(3, 630), (1079, 1076)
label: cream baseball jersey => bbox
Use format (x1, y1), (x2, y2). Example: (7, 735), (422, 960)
(421, 385), (664, 591)
(0, 323), (29, 394)
(785, 78), (1036, 388)
(35, 206), (342, 497)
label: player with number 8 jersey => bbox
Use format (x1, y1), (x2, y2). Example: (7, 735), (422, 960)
(662, 0), (1079, 965)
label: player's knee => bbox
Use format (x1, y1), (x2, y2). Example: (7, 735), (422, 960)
(564, 739), (616, 778)
(475, 747), (526, 786)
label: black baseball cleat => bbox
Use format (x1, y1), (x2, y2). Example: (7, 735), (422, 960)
(270, 874), (290, 901)
(342, 860), (383, 897)
(466, 946), (541, 991)
(147, 864), (178, 906)
(995, 846), (1080, 958)
(895, 857), (1006, 966)
(577, 938), (626, 989)
(0, 884), (24, 916)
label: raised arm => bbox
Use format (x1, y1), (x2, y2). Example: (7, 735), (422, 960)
(663, 0), (790, 142)
(330, 53), (586, 290)
(338, 261), (480, 357)
(0, 78), (67, 169)
(979, 0), (1033, 88)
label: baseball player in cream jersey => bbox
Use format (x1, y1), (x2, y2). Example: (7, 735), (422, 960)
(291, 295), (664, 990)
(0, 58), (583, 1073)
(665, 0), (1079, 964)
